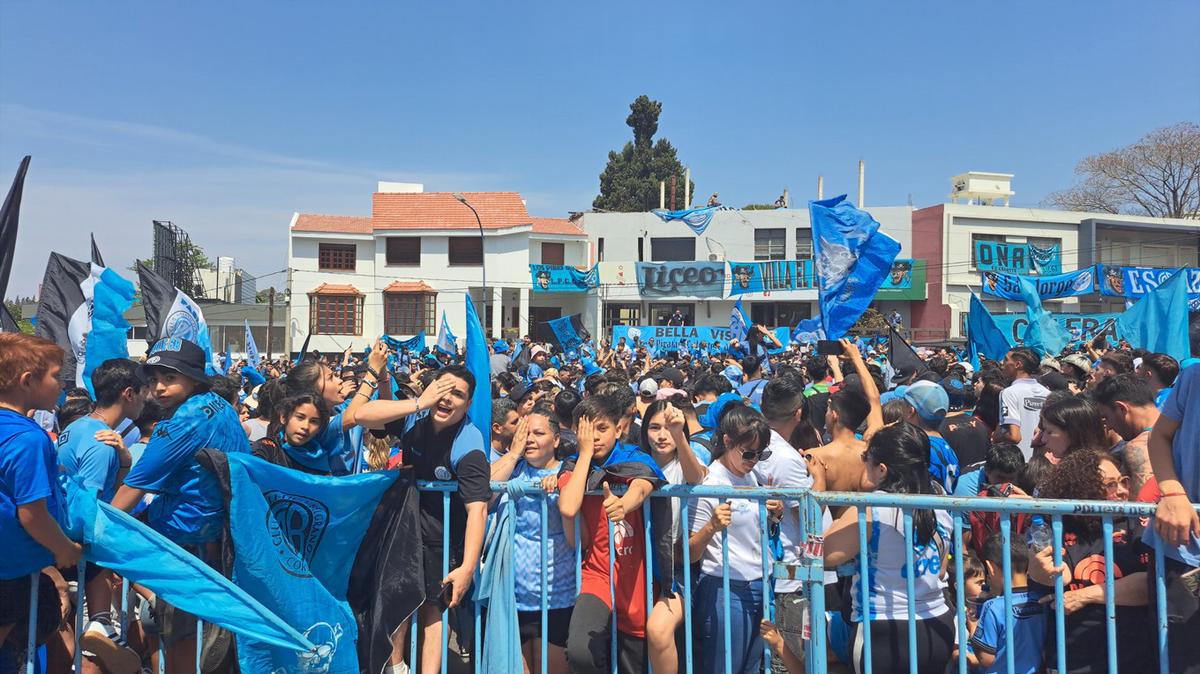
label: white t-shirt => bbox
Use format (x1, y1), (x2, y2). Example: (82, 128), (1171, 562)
(753, 429), (813, 593)
(999, 378), (1049, 460)
(850, 499), (952, 622)
(689, 461), (764, 581)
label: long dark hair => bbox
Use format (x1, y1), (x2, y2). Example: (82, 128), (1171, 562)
(268, 393), (331, 441)
(974, 382), (1005, 432)
(1037, 448), (1116, 540)
(864, 422), (939, 545)
(639, 399), (692, 455)
(712, 405), (770, 460)
(284, 358), (326, 398)
(1039, 396), (1106, 456)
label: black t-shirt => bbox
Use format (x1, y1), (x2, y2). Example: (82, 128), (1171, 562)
(388, 414), (491, 558)
(1032, 518), (1153, 674)
(939, 412), (990, 467)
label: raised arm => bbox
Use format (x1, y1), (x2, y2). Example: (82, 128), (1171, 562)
(840, 339), (883, 442)
(339, 340), (388, 430)
(558, 418), (595, 519)
(665, 403), (707, 484)
(352, 376), (455, 430)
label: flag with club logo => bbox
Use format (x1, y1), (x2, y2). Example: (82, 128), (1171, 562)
(436, 310), (458, 355)
(791, 316), (824, 345)
(137, 261), (216, 373)
(245, 319), (260, 365)
(545, 313), (590, 353)
(810, 195), (901, 339)
(730, 298), (750, 343)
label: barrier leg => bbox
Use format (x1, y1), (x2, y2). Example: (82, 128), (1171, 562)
(999, 516), (1014, 674)
(858, 508), (873, 674)
(74, 560), (86, 674)
(952, 512), (965, 674)
(25, 572), (38, 674)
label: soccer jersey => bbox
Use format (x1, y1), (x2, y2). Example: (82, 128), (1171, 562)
(56, 416), (121, 502)
(851, 499), (952, 622)
(510, 460), (575, 611)
(999, 378), (1049, 460)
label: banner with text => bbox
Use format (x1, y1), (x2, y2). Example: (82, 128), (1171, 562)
(975, 241), (1061, 275)
(635, 261), (725, 298)
(991, 312), (1118, 346)
(529, 264), (599, 293)
(727, 260), (814, 295)
(1097, 265), (1200, 299)
(611, 324), (790, 353)
(982, 267), (1096, 301)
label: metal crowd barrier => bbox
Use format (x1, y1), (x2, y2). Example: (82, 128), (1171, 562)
(15, 482), (1197, 674)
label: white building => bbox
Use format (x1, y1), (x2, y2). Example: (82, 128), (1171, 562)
(287, 182), (589, 353)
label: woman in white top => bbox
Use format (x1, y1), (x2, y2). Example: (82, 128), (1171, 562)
(823, 422), (955, 674)
(689, 405), (773, 674)
(639, 398), (709, 674)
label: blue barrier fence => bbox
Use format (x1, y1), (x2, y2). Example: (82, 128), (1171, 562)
(14, 482), (1198, 674)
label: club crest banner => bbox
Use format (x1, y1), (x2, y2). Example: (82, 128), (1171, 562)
(727, 260), (814, 295)
(529, 264), (599, 293)
(981, 267), (1096, 301)
(1098, 265), (1200, 298)
(880, 259), (914, 289)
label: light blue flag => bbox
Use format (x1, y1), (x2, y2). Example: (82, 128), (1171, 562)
(82, 265), (136, 397)
(464, 293), (492, 443)
(810, 195), (902, 339)
(791, 316), (825, 345)
(651, 206), (718, 235)
(225, 453), (396, 673)
(222, 345), (233, 375)
(1116, 269), (1191, 362)
(966, 294), (1013, 367)
(436, 311), (458, 356)
(476, 495), (523, 674)
(729, 298), (750, 343)
(244, 319), (260, 365)
(61, 479), (313, 653)
(1018, 276), (1070, 356)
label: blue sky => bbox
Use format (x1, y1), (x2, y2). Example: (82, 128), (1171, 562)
(2, 1), (1197, 297)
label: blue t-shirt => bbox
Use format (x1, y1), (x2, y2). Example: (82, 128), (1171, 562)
(969, 588), (1049, 674)
(123, 392), (249, 544)
(56, 416), (121, 502)
(1143, 363), (1200, 565)
(953, 466), (984, 497)
(525, 362), (545, 385)
(0, 409), (66, 580)
(314, 406), (365, 476)
(737, 378), (769, 406)
(928, 435), (960, 494)
(510, 461), (576, 611)
(1154, 387), (1171, 411)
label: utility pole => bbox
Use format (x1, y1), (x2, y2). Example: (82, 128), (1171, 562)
(266, 287), (275, 359)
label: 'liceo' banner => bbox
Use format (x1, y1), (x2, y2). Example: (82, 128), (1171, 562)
(529, 264), (599, 292)
(635, 261), (725, 298)
(981, 267), (1096, 301)
(611, 325), (790, 353)
(727, 260), (814, 295)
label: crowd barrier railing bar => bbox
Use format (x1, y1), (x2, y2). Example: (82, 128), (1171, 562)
(19, 481), (1197, 674)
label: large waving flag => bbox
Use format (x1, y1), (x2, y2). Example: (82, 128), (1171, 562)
(1116, 269), (1191, 362)
(382, 331), (425, 353)
(966, 294), (1013, 367)
(34, 253), (91, 387)
(1017, 276), (1069, 356)
(888, 325), (926, 377)
(436, 310), (458, 355)
(137, 261), (216, 373)
(730, 298), (750, 343)
(651, 206), (718, 235)
(90, 232), (105, 267)
(1, 156), (32, 334)
(546, 313), (589, 353)
(81, 264), (137, 395)
(791, 316), (824, 344)
(245, 319), (260, 365)
(464, 293), (492, 442)
(62, 479), (312, 653)
(810, 195), (902, 339)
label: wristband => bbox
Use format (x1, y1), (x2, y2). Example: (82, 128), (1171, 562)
(360, 378), (378, 390)
(366, 366), (383, 381)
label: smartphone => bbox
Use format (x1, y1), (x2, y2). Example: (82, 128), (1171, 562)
(816, 340), (844, 356)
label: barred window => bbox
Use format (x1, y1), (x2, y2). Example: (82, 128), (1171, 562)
(794, 228), (812, 261)
(384, 292), (436, 335)
(309, 294), (363, 335)
(318, 243), (357, 271)
(754, 229), (786, 261)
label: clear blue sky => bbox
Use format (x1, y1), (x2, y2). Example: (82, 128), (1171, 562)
(2, 1), (1197, 298)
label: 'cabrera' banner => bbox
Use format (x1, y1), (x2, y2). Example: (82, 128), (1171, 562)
(529, 264), (599, 293)
(982, 267), (1096, 301)
(975, 241), (1061, 275)
(611, 324), (790, 353)
(727, 260), (814, 295)
(636, 261), (725, 298)
(992, 312), (1118, 345)
(1098, 265), (1200, 298)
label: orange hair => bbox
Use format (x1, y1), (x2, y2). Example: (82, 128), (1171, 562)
(0, 333), (65, 392)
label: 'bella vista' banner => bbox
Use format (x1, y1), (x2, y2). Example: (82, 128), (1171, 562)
(611, 324), (790, 353)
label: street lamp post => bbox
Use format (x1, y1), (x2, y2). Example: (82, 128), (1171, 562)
(452, 193), (487, 318)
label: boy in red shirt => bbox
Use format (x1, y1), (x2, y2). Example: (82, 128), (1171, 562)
(558, 395), (664, 674)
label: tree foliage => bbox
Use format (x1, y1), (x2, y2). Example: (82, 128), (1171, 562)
(4, 301), (35, 334)
(1045, 122), (1200, 219)
(593, 96), (693, 213)
(849, 307), (889, 336)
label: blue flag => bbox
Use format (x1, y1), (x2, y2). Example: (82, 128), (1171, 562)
(650, 206), (718, 235)
(730, 298), (750, 343)
(222, 345), (233, 375)
(546, 314), (588, 353)
(224, 453), (396, 673)
(464, 293), (492, 443)
(383, 331), (425, 353)
(966, 294), (1013, 367)
(82, 265), (136, 397)
(791, 316), (825, 345)
(810, 195), (902, 339)
(436, 311), (458, 356)
(62, 479), (312, 653)
(245, 319), (260, 365)
(1116, 269), (1192, 363)
(1018, 276), (1070, 356)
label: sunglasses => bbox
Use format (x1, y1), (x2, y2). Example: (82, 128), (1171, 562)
(741, 449), (772, 462)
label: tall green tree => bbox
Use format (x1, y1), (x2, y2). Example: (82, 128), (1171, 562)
(594, 96), (693, 212)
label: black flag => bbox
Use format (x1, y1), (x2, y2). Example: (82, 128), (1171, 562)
(888, 324), (927, 381)
(0, 155), (31, 301)
(294, 333), (312, 364)
(34, 253), (90, 387)
(0, 303), (19, 333)
(90, 232), (105, 267)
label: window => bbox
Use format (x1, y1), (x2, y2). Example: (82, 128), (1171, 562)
(650, 237), (695, 261)
(383, 292), (435, 335)
(448, 237), (483, 265)
(603, 303), (641, 328)
(541, 242), (565, 266)
(318, 243), (356, 271)
(598, 237), (606, 262)
(754, 228), (786, 261)
(969, 233), (1005, 268)
(794, 228), (812, 261)
(649, 303), (694, 325)
(386, 238), (421, 266)
(309, 295), (363, 335)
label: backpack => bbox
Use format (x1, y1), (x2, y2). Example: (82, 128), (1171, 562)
(967, 483), (1030, 559)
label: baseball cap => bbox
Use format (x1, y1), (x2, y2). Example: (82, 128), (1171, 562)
(721, 365), (743, 389)
(508, 382), (531, 402)
(890, 365), (922, 384)
(880, 385), (909, 405)
(638, 378), (659, 398)
(492, 340), (509, 354)
(903, 380), (949, 424)
(655, 387), (686, 401)
(659, 367), (685, 389)
(939, 376), (969, 411)
(144, 338), (210, 383)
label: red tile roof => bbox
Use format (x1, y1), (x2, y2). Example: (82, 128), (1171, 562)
(308, 283), (363, 296)
(531, 217), (586, 237)
(372, 192), (532, 231)
(382, 280), (437, 293)
(293, 214), (373, 233)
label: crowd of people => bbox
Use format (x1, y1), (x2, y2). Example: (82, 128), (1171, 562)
(1, 320), (1198, 674)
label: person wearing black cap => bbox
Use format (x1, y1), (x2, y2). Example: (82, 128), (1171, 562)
(110, 337), (251, 670)
(938, 375), (989, 468)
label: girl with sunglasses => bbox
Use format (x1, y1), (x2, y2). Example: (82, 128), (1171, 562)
(688, 405), (773, 674)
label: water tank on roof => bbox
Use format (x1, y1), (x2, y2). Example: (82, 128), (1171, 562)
(949, 172), (1014, 206)
(377, 181), (424, 193)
